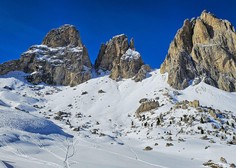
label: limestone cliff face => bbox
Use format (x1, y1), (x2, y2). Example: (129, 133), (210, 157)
(95, 34), (129, 71)
(20, 25), (92, 86)
(42, 24), (83, 48)
(110, 48), (145, 80)
(95, 34), (150, 81)
(161, 11), (236, 92)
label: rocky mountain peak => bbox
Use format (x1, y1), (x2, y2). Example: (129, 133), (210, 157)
(95, 34), (129, 71)
(19, 25), (92, 86)
(199, 10), (235, 34)
(130, 38), (135, 50)
(200, 10), (215, 19)
(160, 11), (236, 92)
(0, 26), (151, 86)
(42, 24), (83, 48)
(95, 34), (150, 81)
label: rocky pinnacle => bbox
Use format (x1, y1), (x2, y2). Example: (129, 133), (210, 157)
(95, 34), (150, 81)
(19, 25), (92, 86)
(160, 10), (236, 92)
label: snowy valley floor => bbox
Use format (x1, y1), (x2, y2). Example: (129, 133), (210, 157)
(0, 70), (236, 168)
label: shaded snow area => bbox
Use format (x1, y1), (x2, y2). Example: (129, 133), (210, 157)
(121, 48), (141, 60)
(0, 70), (235, 168)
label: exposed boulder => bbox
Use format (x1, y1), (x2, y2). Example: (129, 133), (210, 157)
(19, 25), (92, 86)
(166, 143), (174, 147)
(139, 98), (149, 104)
(189, 100), (200, 108)
(136, 99), (159, 116)
(220, 157), (227, 164)
(95, 34), (150, 81)
(143, 146), (153, 151)
(98, 89), (106, 93)
(160, 10), (236, 92)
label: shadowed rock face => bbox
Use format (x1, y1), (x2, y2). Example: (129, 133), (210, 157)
(161, 10), (236, 92)
(95, 34), (150, 81)
(19, 25), (92, 86)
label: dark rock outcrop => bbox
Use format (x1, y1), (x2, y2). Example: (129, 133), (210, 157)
(136, 99), (159, 116)
(160, 10), (236, 92)
(95, 34), (150, 81)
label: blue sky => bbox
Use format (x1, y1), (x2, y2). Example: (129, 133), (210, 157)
(1, 0), (236, 68)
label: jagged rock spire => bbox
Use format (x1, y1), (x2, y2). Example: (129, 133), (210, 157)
(160, 11), (236, 92)
(95, 34), (150, 81)
(0, 25), (151, 85)
(95, 34), (129, 71)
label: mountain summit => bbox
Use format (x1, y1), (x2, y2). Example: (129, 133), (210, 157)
(0, 11), (236, 91)
(42, 24), (83, 48)
(0, 26), (150, 85)
(95, 34), (151, 81)
(161, 10), (236, 92)
(21, 24), (92, 86)
(0, 11), (236, 168)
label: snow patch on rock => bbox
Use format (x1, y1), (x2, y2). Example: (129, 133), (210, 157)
(121, 49), (141, 60)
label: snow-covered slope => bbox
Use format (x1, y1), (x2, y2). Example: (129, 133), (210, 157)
(0, 70), (235, 168)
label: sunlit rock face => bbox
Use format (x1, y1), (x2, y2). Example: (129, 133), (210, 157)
(161, 11), (236, 92)
(95, 34), (150, 81)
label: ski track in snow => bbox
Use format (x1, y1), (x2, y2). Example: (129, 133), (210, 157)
(1, 138), (80, 168)
(1, 146), (62, 168)
(75, 136), (168, 168)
